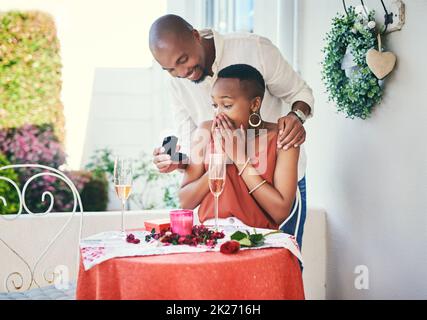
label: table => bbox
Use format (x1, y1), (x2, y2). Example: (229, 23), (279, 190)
(76, 248), (305, 300)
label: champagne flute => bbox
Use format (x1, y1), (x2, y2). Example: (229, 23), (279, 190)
(208, 153), (226, 231)
(113, 156), (133, 238)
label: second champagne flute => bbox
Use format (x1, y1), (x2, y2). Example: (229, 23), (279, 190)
(208, 153), (226, 231)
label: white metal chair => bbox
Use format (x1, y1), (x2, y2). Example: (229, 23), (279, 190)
(279, 186), (302, 239)
(0, 164), (83, 300)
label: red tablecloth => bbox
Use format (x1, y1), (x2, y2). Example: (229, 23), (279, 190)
(76, 248), (304, 300)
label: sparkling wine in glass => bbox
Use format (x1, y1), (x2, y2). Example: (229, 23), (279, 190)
(113, 157), (133, 238)
(208, 153), (226, 231)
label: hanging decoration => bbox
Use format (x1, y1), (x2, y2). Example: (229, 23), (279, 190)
(366, 33), (396, 79)
(321, 4), (396, 119)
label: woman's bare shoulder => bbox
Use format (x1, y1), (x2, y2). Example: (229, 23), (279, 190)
(194, 121), (213, 141)
(199, 120), (213, 130)
(263, 121), (278, 134)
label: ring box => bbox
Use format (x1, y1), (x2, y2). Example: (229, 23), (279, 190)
(144, 218), (171, 233)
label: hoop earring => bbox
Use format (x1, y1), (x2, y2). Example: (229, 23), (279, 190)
(249, 112), (262, 128)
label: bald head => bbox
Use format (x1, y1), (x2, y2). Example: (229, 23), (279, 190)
(149, 14), (195, 51)
(149, 14), (212, 84)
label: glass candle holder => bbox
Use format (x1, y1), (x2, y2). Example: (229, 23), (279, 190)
(170, 209), (193, 236)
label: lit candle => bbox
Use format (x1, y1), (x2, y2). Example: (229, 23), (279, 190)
(170, 209), (193, 236)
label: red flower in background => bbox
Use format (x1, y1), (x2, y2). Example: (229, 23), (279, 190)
(220, 240), (240, 254)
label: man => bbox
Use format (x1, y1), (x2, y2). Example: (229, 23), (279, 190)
(149, 14), (313, 249)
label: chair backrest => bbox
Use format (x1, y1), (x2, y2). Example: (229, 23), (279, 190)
(0, 164), (83, 293)
(279, 185), (302, 236)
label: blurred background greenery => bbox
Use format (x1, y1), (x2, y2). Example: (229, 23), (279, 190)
(0, 11), (178, 214)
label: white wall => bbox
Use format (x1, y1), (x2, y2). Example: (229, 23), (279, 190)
(301, 207), (327, 300)
(166, 0), (205, 28)
(253, 0), (293, 62)
(298, 0), (427, 299)
(81, 66), (173, 164)
(170, 0), (296, 63)
(81, 65), (176, 210)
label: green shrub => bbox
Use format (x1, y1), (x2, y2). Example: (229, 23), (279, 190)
(85, 148), (180, 210)
(0, 11), (111, 213)
(80, 172), (109, 212)
(0, 154), (20, 214)
(0, 11), (65, 142)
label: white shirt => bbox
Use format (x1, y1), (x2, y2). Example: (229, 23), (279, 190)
(169, 29), (314, 181)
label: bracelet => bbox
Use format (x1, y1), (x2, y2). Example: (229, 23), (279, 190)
(238, 157), (251, 176)
(289, 109), (307, 124)
(249, 179), (267, 195)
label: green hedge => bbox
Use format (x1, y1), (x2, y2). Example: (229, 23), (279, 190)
(0, 11), (65, 142)
(0, 11), (111, 213)
(0, 154), (20, 214)
(79, 172), (109, 212)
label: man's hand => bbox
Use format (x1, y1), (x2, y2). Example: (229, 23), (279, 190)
(152, 145), (181, 173)
(277, 113), (306, 150)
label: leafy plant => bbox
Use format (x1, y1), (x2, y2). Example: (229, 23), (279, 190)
(321, 7), (382, 119)
(230, 229), (282, 247)
(0, 11), (109, 213)
(46, 170), (90, 212)
(0, 124), (65, 167)
(0, 154), (20, 214)
(0, 125), (109, 212)
(84, 148), (115, 180)
(85, 148), (180, 209)
(162, 178), (180, 209)
(0, 124), (69, 213)
(0, 11), (65, 142)
(75, 171), (108, 212)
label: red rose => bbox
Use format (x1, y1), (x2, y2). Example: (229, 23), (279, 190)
(206, 239), (215, 247)
(212, 231), (225, 239)
(220, 240), (240, 254)
(126, 233), (140, 244)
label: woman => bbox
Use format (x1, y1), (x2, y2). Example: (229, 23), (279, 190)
(178, 64), (299, 229)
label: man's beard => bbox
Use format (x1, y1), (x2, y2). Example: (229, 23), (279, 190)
(189, 66), (210, 84)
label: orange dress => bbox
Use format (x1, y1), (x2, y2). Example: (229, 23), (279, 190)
(198, 129), (279, 229)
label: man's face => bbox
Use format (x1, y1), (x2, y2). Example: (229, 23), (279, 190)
(151, 31), (208, 84)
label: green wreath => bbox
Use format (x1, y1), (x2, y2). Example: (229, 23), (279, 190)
(322, 7), (382, 119)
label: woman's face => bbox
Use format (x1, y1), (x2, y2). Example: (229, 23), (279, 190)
(211, 78), (260, 129)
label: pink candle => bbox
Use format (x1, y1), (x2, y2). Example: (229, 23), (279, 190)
(170, 209), (193, 236)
